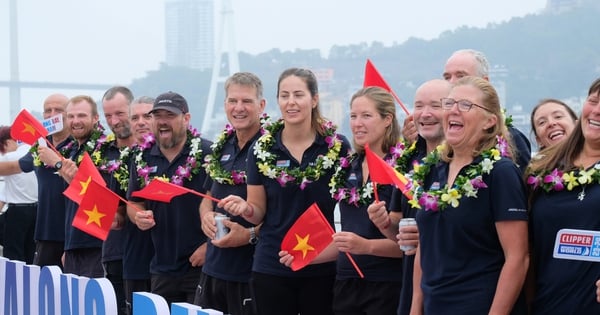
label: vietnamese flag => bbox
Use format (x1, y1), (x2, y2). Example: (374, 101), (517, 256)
(281, 203), (335, 271)
(10, 109), (48, 145)
(131, 178), (189, 202)
(364, 143), (412, 199)
(64, 152), (106, 204)
(72, 179), (120, 240)
(363, 59), (409, 115)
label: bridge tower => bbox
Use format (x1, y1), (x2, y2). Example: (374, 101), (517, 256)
(200, 0), (240, 138)
(9, 0), (21, 119)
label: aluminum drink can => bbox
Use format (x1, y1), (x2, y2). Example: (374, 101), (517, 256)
(399, 218), (417, 252)
(214, 214), (230, 240)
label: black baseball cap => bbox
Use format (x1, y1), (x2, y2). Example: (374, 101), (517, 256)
(150, 91), (189, 114)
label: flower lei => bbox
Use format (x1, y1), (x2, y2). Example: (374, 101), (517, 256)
(88, 133), (134, 191)
(254, 119), (342, 189)
(329, 140), (416, 206)
(203, 113), (271, 185)
(408, 135), (510, 211)
(134, 126), (203, 187)
(526, 163), (600, 193)
(59, 123), (106, 165)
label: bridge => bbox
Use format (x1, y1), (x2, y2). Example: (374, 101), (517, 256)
(5, 0), (111, 120)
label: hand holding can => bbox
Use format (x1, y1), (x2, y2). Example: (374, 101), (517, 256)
(214, 214), (231, 240)
(398, 218), (418, 254)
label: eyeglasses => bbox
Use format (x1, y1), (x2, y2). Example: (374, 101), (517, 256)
(440, 98), (493, 113)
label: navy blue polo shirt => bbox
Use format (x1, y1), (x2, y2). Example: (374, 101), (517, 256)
(100, 140), (126, 263)
(246, 129), (351, 278)
(415, 157), (528, 314)
(531, 178), (600, 314)
(389, 135), (428, 315)
(64, 138), (104, 251)
(123, 145), (153, 280)
(508, 126), (531, 173)
(202, 131), (261, 283)
(128, 138), (212, 276)
(18, 135), (72, 242)
(336, 153), (402, 281)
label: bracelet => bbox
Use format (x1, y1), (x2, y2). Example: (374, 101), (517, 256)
(244, 204), (254, 218)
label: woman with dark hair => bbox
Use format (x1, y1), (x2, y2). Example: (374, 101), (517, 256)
(530, 98), (577, 150)
(527, 78), (600, 314)
(409, 77), (528, 314)
(219, 68), (351, 315)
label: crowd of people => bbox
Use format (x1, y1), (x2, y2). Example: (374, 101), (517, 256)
(1, 48), (600, 315)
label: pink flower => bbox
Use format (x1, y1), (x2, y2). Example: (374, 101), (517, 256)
(527, 175), (540, 189)
(138, 166), (151, 178)
(348, 187), (360, 206)
(340, 156), (351, 168)
(299, 177), (312, 190)
(232, 171), (246, 184)
(325, 135), (337, 148)
(333, 188), (347, 201)
(496, 135), (510, 157)
(419, 193), (439, 212)
(225, 124), (235, 135)
(543, 168), (564, 191)
(171, 176), (183, 186)
(470, 176), (488, 189)
(176, 165), (191, 178)
(390, 142), (406, 157)
(277, 172), (295, 186)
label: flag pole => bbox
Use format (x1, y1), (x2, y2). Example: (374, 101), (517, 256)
(390, 90), (410, 116)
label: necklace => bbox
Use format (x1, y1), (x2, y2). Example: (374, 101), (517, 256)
(59, 123), (105, 164)
(329, 140), (415, 206)
(134, 127), (203, 187)
(254, 119), (342, 189)
(408, 135), (510, 211)
(527, 162), (600, 201)
(203, 113), (270, 185)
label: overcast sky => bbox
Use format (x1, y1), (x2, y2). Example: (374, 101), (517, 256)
(0, 0), (547, 124)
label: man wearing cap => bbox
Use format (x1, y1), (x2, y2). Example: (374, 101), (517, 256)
(127, 91), (213, 305)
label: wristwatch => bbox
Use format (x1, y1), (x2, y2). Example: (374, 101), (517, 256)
(249, 226), (258, 245)
(54, 161), (63, 170)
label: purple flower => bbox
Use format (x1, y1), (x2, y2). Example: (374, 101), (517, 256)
(299, 177), (312, 190)
(140, 134), (155, 149)
(527, 175), (540, 189)
(325, 135), (336, 148)
(138, 166), (152, 178)
(348, 187), (360, 206)
(470, 176), (488, 189)
(419, 193), (439, 212)
(390, 142), (406, 157)
(543, 168), (564, 191)
(232, 171), (246, 184)
(176, 165), (191, 178)
(225, 124), (235, 135)
(340, 156), (351, 168)
(333, 188), (347, 201)
(277, 172), (295, 186)
(496, 135), (510, 157)
(171, 176), (183, 186)
(107, 161), (120, 173)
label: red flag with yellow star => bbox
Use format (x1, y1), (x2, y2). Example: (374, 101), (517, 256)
(64, 152), (106, 204)
(131, 178), (189, 202)
(280, 203), (335, 271)
(72, 179), (120, 240)
(10, 109), (48, 145)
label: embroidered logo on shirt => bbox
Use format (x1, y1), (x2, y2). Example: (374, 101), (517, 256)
(220, 154), (231, 162)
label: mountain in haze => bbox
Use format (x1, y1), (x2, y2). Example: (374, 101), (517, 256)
(130, 2), (600, 139)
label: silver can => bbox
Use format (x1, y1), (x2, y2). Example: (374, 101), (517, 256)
(214, 214), (230, 240)
(399, 218), (417, 252)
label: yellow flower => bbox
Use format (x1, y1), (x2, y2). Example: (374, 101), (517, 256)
(562, 171), (579, 190)
(106, 133), (115, 142)
(489, 148), (500, 160)
(408, 198), (422, 209)
(578, 169), (595, 185)
(441, 189), (461, 208)
(92, 151), (102, 164)
(155, 175), (170, 182)
(258, 162), (271, 175)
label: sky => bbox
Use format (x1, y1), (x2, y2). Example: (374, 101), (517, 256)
(0, 0), (547, 125)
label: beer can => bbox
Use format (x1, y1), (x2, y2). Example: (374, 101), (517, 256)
(214, 214), (230, 240)
(399, 218), (417, 252)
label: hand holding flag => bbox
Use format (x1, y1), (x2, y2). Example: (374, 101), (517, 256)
(63, 152), (106, 204)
